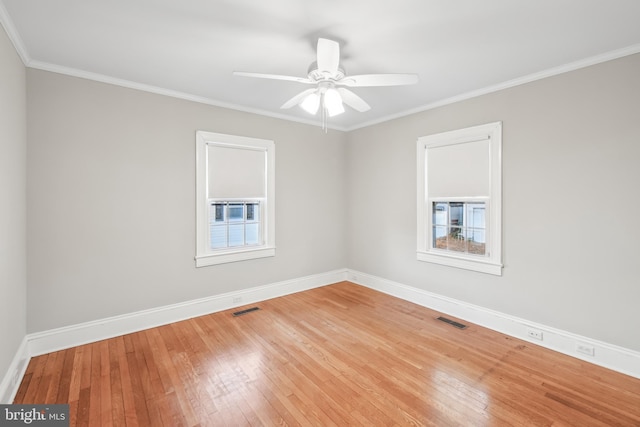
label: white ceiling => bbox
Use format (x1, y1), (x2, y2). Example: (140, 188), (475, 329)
(2, 0), (640, 131)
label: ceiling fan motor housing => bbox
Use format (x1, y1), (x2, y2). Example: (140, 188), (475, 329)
(307, 61), (345, 82)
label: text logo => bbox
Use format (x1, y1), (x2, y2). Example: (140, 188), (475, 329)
(0, 405), (69, 427)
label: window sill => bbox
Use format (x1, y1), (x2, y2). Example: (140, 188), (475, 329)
(196, 247), (275, 267)
(417, 251), (502, 276)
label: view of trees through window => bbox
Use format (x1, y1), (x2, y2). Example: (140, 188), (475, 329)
(432, 202), (486, 255)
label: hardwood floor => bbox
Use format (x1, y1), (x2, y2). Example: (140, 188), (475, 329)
(14, 282), (640, 426)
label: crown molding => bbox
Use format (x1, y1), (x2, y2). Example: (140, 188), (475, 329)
(0, 0), (30, 64)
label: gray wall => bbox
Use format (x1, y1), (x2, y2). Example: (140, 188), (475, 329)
(346, 53), (640, 352)
(27, 70), (347, 332)
(0, 25), (27, 385)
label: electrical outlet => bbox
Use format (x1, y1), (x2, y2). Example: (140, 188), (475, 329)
(576, 342), (595, 356)
(350, 274), (358, 282)
(526, 327), (543, 341)
(232, 297), (242, 304)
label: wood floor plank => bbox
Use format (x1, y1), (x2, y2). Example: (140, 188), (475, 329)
(33, 353), (54, 403)
(109, 338), (127, 426)
(114, 337), (138, 427)
(74, 386), (90, 427)
(13, 282), (640, 426)
(98, 340), (112, 426)
(86, 343), (101, 427)
(124, 337), (152, 426)
(55, 347), (75, 403)
(66, 346), (85, 427)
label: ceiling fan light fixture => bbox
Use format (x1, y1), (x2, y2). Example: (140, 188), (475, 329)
(300, 92), (320, 114)
(235, 37), (418, 129)
(324, 88), (344, 117)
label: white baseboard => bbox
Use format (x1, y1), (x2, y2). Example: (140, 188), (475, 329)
(347, 269), (640, 379)
(27, 269), (348, 357)
(0, 337), (29, 404)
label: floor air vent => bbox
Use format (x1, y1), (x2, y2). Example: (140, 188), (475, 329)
(233, 307), (260, 317)
(437, 316), (467, 329)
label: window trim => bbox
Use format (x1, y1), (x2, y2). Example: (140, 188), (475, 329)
(195, 131), (275, 267)
(416, 122), (502, 275)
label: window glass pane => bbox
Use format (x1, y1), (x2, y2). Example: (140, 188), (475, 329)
(468, 203), (484, 226)
(447, 227), (466, 252)
(468, 203), (486, 255)
(212, 203), (225, 222)
(246, 203), (260, 222)
(245, 223), (259, 245)
(468, 239), (485, 255)
(432, 202), (447, 225)
(210, 225), (227, 249)
(450, 203), (464, 227)
(228, 224), (244, 246)
(433, 226), (447, 249)
(246, 203), (255, 221)
(228, 204), (244, 222)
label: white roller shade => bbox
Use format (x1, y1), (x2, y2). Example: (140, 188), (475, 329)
(207, 144), (266, 199)
(426, 138), (490, 198)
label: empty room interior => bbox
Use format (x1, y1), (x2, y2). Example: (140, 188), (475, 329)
(1, 1), (640, 425)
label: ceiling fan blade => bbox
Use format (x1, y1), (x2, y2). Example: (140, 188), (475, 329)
(280, 88), (317, 109)
(337, 73), (419, 87)
(233, 71), (313, 84)
(337, 88), (371, 112)
(316, 38), (340, 74)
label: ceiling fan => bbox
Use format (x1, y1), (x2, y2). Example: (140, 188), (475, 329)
(233, 38), (419, 125)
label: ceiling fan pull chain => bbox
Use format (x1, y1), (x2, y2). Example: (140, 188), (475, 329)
(322, 103), (328, 133)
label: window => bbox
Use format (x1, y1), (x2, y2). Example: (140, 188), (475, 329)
(196, 131), (275, 267)
(417, 122), (502, 275)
